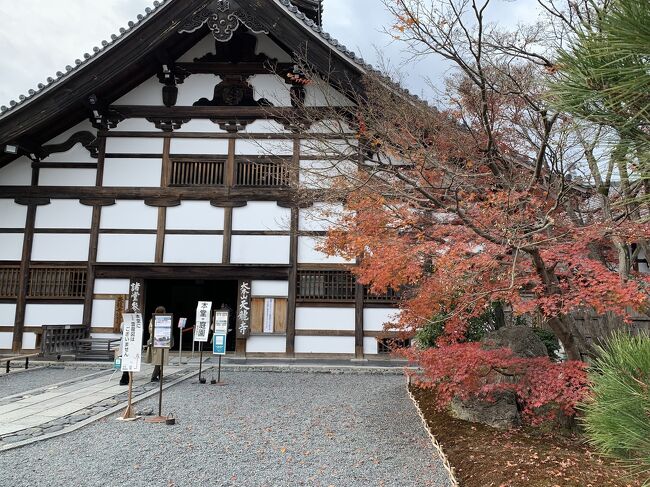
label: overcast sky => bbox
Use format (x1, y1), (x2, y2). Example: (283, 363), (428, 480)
(0, 0), (541, 106)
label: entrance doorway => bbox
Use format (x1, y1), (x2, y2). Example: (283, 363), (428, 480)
(143, 279), (238, 352)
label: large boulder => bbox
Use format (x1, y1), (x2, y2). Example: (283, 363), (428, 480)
(450, 327), (548, 429)
(451, 391), (521, 429)
(482, 326), (548, 358)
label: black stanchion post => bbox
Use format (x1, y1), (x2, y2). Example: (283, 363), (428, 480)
(217, 355), (221, 383)
(158, 349), (164, 417)
(198, 342), (206, 384)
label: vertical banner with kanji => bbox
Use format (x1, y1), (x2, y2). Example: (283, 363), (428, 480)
(128, 278), (145, 314)
(194, 301), (212, 342)
(236, 280), (251, 339)
(121, 313), (144, 372)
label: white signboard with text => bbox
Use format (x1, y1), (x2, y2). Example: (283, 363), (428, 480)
(263, 298), (274, 333)
(121, 313), (143, 372)
(194, 301), (212, 342)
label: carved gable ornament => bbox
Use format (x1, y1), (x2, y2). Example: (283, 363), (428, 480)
(178, 0), (268, 42)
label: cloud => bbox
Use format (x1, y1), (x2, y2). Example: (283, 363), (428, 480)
(0, 0), (542, 106)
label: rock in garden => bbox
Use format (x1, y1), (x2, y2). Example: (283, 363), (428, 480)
(451, 391), (521, 429)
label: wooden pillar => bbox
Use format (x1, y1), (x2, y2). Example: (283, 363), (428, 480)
(286, 137), (300, 357)
(222, 138), (236, 264)
(354, 281), (364, 359)
(82, 137), (106, 330)
(286, 207), (298, 356)
(155, 137), (171, 263)
(11, 167), (39, 352)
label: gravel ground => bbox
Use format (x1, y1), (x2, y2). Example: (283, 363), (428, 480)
(0, 366), (110, 399)
(0, 371), (451, 487)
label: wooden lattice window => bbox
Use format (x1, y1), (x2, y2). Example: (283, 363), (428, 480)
(297, 270), (355, 302)
(0, 266), (20, 298)
(170, 159), (225, 186)
(27, 267), (87, 299)
(364, 286), (402, 304)
(377, 338), (411, 354)
(236, 160), (290, 187)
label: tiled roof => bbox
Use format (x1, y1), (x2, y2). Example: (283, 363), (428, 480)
(0, 0), (421, 119)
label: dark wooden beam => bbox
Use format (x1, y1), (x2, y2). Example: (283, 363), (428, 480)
(285, 137), (301, 357)
(175, 61), (294, 76)
(94, 264), (290, 280)
(110, 105), (331, 120)
(355, 281), (364, 358)
(12, 167), (39, 352)
(0, 186), (293, 201)
(82, 137), (106, 330)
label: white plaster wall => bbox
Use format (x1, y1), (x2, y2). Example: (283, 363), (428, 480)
(299, 160), (356, 189)
(31, 234), (90, 261)
(235, 138), (293, 155)
(363, 308), (401, 332)
(163, 235), (223, 264)
(0, 234), (23, 260)
(114, 76), (164, 105)
(94, 278), (130, 295)
(175, 119), (225, 133)
(41, 144), (95, 163)
(45, 120), (95, 145)
(105, 137), (164, 154)
(363, 337), (378, 355)
(295, 307), (355, 331)
(103, 158), (162, 187)
(0, 199), (27, 227)
(294, 336), (355, 354)
(232, 202), (290, 231)
(25, 304), (84, 326)
(251, 280), (289, 297)
(166, 201), (224, 230)
(246, 335), (286, 353)
(300, 139), (355, 157)
(170, 138), (229, 155)
(249, 74), (291, 106)
(230, 236), (290, 264)
(100, 200), (158, 230)
(0, 157), (32, 185)
(244, 120), (289, 134)
(177, 34), (216, 62)
(299, 203), (344, 231)
(298, 237), (353, 264)
(0, 303), (16, 325)
(22, 333), (37, 349)
(39, 168), (97, 186)
(91, 299), (116, 327)
(304, 82), (353, 107)
(113, 119), (158, 131)
(176, 74), (221, 106)
(255, 34), (292, 62)
(35, 200), (92, 229)
(97, 234), (156, 263)
(0, 332), (12, 350)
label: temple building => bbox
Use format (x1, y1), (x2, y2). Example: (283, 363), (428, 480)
(0, 0), (400, 358)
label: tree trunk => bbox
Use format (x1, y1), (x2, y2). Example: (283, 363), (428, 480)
(546, 315), (584, 361)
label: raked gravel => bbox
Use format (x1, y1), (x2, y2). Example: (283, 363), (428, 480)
(0, 370), (451, 487)
(0, 366), (110, 399)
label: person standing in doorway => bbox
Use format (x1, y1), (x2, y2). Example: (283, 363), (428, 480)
(149, 305), (173, 381)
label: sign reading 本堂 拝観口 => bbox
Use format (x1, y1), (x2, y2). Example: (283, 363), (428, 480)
(121, 313), (144, 372)
(194, 301), (212, 342)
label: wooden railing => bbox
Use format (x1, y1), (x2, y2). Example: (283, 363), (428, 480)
(297, 270), (356, 302)
(27, 267), (87, 299)
(40, 324), (88, 358)
(0, 266), (20, 298)
(236, 160), (290, 187)
(170, 159), (225, 186)
(364, 286), (402, 304)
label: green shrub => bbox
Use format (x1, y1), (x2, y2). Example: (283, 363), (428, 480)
(532, 327), (561, 359)
(581, 332), (650, 478)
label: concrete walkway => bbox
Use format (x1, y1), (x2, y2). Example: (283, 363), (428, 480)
(0, 364), (197, 448)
